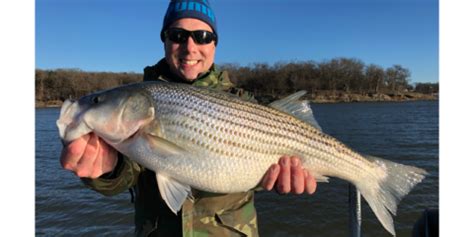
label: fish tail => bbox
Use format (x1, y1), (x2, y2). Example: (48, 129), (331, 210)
(356, 155), (428, 236)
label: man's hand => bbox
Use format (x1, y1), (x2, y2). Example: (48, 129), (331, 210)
(60, 133), (118, 179)
(261, 155), (317, 194)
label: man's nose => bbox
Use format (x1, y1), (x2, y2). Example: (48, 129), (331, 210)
(183, 36), (198, 52)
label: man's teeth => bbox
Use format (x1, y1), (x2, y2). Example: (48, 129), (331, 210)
(182, 60), (198, 65)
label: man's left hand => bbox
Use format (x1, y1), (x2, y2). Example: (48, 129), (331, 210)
(261, 155), (317, 194)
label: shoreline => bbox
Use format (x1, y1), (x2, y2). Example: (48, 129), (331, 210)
(310, 91), (438, 104)
(35, 92), (438, 108)
(256, 91), (438, 104)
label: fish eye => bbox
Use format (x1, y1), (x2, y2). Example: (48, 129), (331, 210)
(92, 96), (101, 104)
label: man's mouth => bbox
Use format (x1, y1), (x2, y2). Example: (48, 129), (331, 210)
(180, 59), (199, 66)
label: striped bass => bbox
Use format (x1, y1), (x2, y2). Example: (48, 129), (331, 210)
(57, 81), (427, 236)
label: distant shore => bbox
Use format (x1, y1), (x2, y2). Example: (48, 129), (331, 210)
(253, 91), (438, 105)
(35, 100), (64, 108)
(35, 91), (438, 108)
(310, 91), (438, 103)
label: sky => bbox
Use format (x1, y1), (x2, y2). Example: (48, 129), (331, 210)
(36, 0), (439, 83)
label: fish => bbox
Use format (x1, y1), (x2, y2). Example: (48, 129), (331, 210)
(57, 81), (427, 236)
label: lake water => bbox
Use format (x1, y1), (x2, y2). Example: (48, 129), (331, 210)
(36, 101), (438, 237)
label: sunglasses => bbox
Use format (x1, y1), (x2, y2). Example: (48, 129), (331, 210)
(161, 28), (218, 45)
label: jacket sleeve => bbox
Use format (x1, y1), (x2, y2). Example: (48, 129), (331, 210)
(81, 154), (143, 196)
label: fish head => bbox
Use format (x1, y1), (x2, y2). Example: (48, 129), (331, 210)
(57, 85), (155, 145)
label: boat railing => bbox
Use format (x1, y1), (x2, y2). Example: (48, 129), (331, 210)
(349, 184), (362, 237)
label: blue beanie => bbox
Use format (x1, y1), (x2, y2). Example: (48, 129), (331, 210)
(161, 0), (218, 44)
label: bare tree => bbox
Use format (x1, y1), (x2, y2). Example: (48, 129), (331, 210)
(365, 64), (385, 93)
(385, 65), (411, 93)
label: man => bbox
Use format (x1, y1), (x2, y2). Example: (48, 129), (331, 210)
(60, 1), (316, 236)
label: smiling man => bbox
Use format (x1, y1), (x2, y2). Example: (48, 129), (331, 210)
(60, 1), (316, 236)
(164, 18), (216, 81)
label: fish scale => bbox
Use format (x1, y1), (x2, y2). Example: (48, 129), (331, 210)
(57, 81), (427, 235)
(145, 83), (378, 190)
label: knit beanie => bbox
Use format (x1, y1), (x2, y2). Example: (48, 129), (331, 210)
(161, 0), (218, 44)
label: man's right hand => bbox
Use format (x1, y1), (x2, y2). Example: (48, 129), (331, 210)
(60, 133), (118, 179)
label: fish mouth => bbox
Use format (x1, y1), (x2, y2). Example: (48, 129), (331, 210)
(64, 120), (93, 145)
(57, 100), (92, 144)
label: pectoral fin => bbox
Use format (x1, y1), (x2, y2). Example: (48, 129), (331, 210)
(145, 133), (188, 157)
(143, 134), (193, 214)
(156, 173), (192, 215)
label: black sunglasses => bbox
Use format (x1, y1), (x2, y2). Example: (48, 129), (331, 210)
(161, 28), (218, 45)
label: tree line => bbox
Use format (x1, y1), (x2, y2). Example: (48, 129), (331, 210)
(35, 68), (142, 102)
(35, 57), (438, 103)
(221, 58), (438, 96)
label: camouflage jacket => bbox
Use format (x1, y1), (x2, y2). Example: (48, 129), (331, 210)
(82, 59), (259, 237)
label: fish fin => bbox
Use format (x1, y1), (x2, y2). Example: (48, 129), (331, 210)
(268, 91), (322, 131)
(356, 155), (428, 236)
(314, 174), (330, 183)
(156, 173), (192, 215)
(146, 134), (193, 214)
(145, 133), (188, 157)
(305, 168), (330, 182)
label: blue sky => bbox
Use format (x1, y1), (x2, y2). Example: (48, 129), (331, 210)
(36, 0), (438, 83)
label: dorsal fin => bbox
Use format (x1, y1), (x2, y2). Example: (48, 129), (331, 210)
(268, 91), (322, 131)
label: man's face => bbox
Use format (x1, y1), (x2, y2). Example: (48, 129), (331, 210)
(164, 18), (216, 81)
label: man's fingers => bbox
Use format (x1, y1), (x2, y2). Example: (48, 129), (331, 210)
(277, 156), (291, 194)
(262, 164), (280, 191)
(304, 170), (317, 194)
(75, 134), (100, 177)
(90, 138), (118, 178)
(290, 156), (304, 194)
(60, 133), (91, 170)
(90, 143), (104, 179)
